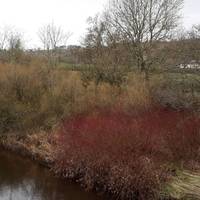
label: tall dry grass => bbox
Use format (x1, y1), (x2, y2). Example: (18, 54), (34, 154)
(0, 63), (152, 134)
(0, 63), (72, 133)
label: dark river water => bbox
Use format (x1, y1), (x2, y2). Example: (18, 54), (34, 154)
(0, 150), (105, 200)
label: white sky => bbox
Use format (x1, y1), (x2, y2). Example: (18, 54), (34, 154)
(0, 0), (199, 49)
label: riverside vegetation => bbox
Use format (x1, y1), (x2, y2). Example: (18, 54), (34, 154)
(0, 62), (200, 200)
(0, 0), (200, 199)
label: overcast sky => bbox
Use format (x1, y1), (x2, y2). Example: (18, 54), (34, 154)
(0, 0), (199, 48)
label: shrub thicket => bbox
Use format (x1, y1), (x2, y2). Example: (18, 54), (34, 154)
(55, 107), (200, 200)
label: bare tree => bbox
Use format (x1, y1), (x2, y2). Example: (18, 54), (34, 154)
(0, 27), (11, 50)
(81, 16), (128, 89)
(0, 27), (24, 63)
(38, 22), (71, 66)
(8, 31), (23, 50)
(0, 27), (10, 63)
(189, 24), (200, 39)
(0, 27), (24, 50)
(84, 16), (106, 48)
(7, 31), (24, 63)
(105, 0), (183, 79)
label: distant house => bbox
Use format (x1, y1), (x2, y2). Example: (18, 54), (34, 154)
(178, 60), (200, 70)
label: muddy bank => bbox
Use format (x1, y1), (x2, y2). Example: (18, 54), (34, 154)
(0, 133), (54, 168)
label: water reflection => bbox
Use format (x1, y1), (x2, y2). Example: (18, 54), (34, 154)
(0, 150), (104, 200)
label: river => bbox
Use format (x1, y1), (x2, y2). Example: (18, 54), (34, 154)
(0, 150), (105, 200)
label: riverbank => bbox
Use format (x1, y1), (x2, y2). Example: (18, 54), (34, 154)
(0, 132), (162, 199)
(1, 126), (200, 200)
(0, 104), (200, 200)
(0, 148), (105, 200)
(0, 132), (54, 168)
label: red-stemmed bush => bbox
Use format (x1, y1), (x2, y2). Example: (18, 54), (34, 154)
(55, 106), (200, 200)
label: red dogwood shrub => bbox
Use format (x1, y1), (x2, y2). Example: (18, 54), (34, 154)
(55, 106), (200, 200)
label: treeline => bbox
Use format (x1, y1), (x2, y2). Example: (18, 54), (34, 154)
(0, 0), (199, 75)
